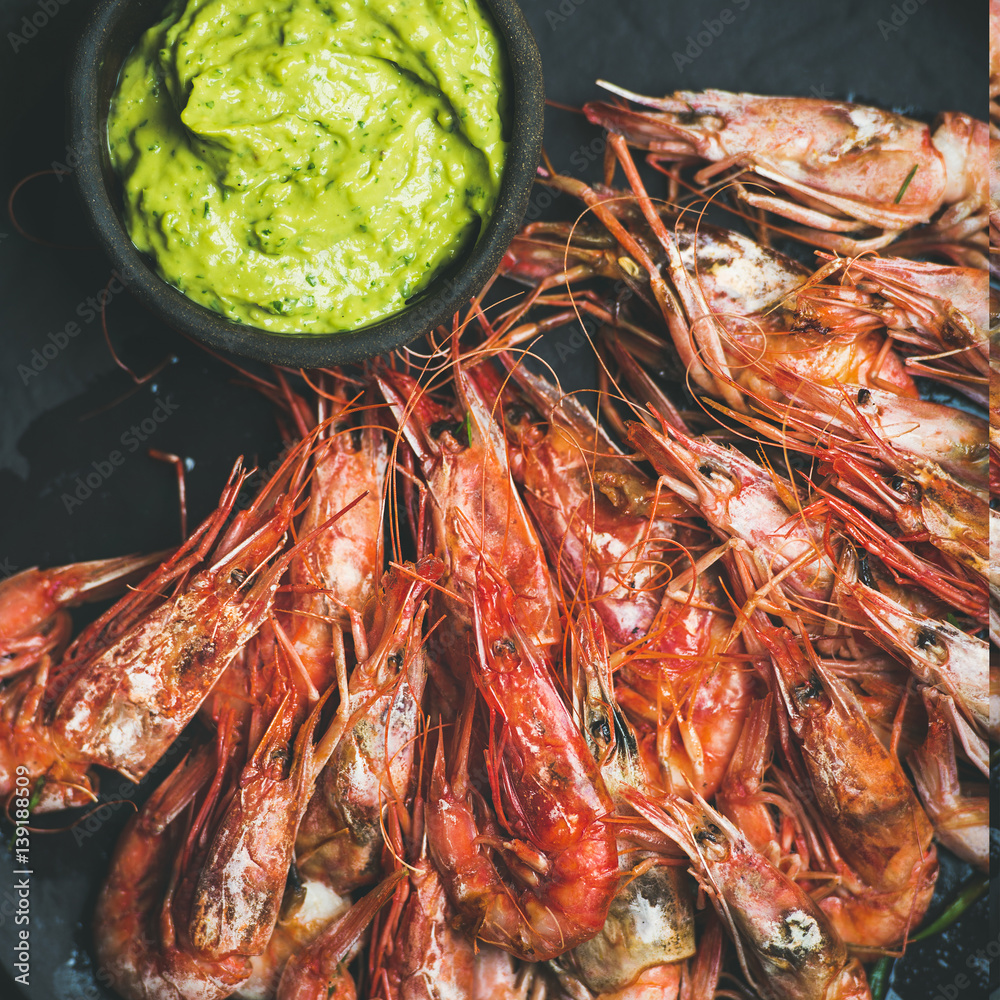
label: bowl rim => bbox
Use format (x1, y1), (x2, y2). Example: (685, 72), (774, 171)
(67, 0), (544, 367)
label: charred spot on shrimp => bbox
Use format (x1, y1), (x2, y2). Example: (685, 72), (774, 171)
(791, 314), (830, 337)
(613, 709), (638, 756)
(177, 637), (217, 676)
(762, 910), (824, 969)
(503, 403), (527, 427)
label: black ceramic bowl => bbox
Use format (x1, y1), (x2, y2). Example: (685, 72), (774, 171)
(68, 0), (543, 367)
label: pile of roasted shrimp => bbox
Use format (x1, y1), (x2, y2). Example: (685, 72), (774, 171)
(1, 78), (993, 1000)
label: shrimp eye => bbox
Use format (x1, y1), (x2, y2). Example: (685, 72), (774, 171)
(991, 498), (1000, 511)
(492, 638), (516, 657)
(857, 388), (872, 405)
(698, 464), (713, 477)
(793, 674), (823, 705)
(349, 427), (364, 450)
(281, 861), (307, 920)
(695, 823), (722, 845)
(229, 569), (248, 585)
(915, 627), (939, 650)
(387, 651), (403, 669)
(504, 404), (527, 426)
(856, 551), (879, 590)
(590, 717), (612, 745)
(888, 475), (921, 503)
(429, 418), (469, 447)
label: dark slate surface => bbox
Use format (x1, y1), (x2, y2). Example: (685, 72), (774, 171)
(0, 1), (989, 998)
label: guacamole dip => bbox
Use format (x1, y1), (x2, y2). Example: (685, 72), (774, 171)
(107, 0), (508, 333)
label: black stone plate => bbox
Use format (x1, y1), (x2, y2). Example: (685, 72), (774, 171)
(0, 1), (990, 998)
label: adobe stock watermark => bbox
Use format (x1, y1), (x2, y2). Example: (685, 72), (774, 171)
(520, 133), (608, 224)
(7, 0), (72, 53)
(17, 271), (129, 385)
(234, 442), (293, 511)
(923, 928), (996, 1000)
(9, 766), (33, 985)
(61, 395), (181, 514)
(543, 0), (588, 30)
(672, 0), (751, 72)
(49, 133), (101, 182)
(877, 0), (928, 40)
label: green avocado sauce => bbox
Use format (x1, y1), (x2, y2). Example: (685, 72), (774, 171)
(107, 0), (508, 333)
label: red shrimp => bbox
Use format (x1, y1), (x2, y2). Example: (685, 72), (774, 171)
(46, 487), (300, 781)
(760, 625), (938, 952)
(838, 547), (992, 754)
(586, 87), (986, 260)
(908, 687), (988, 873)
(93, 746), (252, 1000)
(45, 433), (371, 785)
(378, 363), (561, 659)
(370, 798), (477, 1000)
(755, 367), (989, 495)
(295, 558), (441, 892)
(285, 390), (388, 695)
(822, 451), (989, 603)
(819, 254), (988, 388)
(715, 695), (783, 861)
(490, 360), (688, 648)
(615, 566), (756, 800)
(0, 461), (249, 808)
(626, 415), (837, 612)
(819, 491), (987, 625)
(626, 791), (871, 1000)
(186, 687), (332, 960)
(503, 204), (919, 409)
(0, 553), (161, 679)
(568, 608), (696, 994)
(424, 567), (618, 961)
(189, 557), (437, 963)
